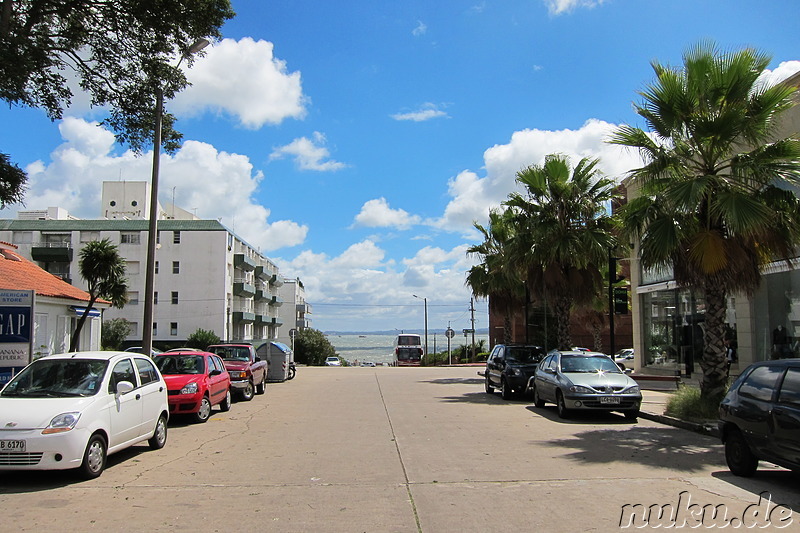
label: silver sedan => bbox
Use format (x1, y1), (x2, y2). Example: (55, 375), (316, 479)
(531, 351), (642, 420)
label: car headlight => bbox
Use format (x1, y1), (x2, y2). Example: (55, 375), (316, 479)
(569, 385), (594, 394)
(180, 382), (199, 395)
(508, 368), (522, 376)
(42, 412), (81, 434)
(230, 371), (247, 380)
(623, 385), (640, 394)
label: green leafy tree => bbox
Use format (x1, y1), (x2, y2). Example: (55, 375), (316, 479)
(467, 209), (526, 345)
(102, 318), (131, 350)
(0, 153), (26, 208)
(505, 155), (619, 350)
(70, 239), (128, 351)
(610, 42), (800, 401)
(186, 328), (221, 349)
(294, 328), (337, 366)
(0, 0), (235, 202)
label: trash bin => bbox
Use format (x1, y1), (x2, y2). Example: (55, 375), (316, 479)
(257, 341), (293, 382)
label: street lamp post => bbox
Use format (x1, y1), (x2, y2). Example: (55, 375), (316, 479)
(142, 39), (209, 356)
(413, 295), (428, 362)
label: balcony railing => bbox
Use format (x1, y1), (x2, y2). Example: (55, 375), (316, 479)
(31, 242), (73, 262)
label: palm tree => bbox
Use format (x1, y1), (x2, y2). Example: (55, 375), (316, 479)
(69, 239), (128, 352)
(610, 41), (800, 401)
(466, 208), (525, 344)
(505, 154), (619, 350)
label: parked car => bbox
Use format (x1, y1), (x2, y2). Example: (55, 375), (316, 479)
(124, 346), (163, 357)
(718, 359), (800, 477)
(361, 361), (376, 367)
(154, 351), (232, 423)
(614, 348), (635, 371)
(484, 344), (546, 399)
(325, 357), (342, 366)
(0, 351), (169, 479)
(206, 344), (268, 401)
(531, 351), (642, 419)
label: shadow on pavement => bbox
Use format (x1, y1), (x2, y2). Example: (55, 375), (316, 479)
(420, 377), (484, 386)
(437, 391), (528, 405)
(710, 469), (800, 507)
(527, 405), (636, 425)
(539, 424), (722, 473)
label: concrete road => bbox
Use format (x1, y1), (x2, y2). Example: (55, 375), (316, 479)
(1, 366), (798, 532)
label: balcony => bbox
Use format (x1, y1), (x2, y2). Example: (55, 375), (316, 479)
(31, 242), (73, 262)
(234, 253), (256, 272)
(254, 265), (272, 281)
(269, 296), (284, 307)
(254, 314), (270, 325)
(254, 289), (269, 301)
(233, 281), (255, 298)
(232, 311), (256, 323)
(269, 274), (284, 288)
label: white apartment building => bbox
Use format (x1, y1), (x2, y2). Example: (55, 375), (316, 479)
(276, 277), (313, 349)
(0, 182), (290, 347)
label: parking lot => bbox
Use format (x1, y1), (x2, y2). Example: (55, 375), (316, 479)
(1, 366), (798, 532)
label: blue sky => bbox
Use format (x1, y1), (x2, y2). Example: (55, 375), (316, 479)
(2, 0), (800, 332)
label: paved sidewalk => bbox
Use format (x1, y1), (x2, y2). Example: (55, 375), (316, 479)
(638, 388), (720, 437)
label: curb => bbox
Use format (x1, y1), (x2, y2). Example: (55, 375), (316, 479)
(639, 410), (720, 438)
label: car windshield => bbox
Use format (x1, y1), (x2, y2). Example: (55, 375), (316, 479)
(156, 355), (205, 375)
(211, 347), (250, 361)
(560, 355), (621, 374)
(506, 347), (543, 363)
(1, 359), (109, 397)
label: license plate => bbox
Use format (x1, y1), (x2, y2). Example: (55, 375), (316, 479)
(600, 396), (621, 405)
(0, 439), (25, 452)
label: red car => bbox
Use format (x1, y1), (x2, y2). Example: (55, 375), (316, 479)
(154, 351), (232, 423)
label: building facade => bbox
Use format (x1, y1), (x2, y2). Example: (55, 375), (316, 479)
(275, 278), (313, 349)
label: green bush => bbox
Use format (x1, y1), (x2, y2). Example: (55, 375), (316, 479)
(665, 385), (722, 421)
(186, 328), (221, 349)
(102, 318), (131, 350)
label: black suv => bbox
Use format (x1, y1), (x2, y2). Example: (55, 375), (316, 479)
(484, 344), (545, 400)
(718, 358), (800, 476)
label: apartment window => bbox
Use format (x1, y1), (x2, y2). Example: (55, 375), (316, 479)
(173, 231), (181, 244)
(121, 231), (141, 245)
(152, 322), (158, 336)
(12, 232), (32, 244)
(171, 291), (179, 305)
(154, 292), (158, 305)
(129, 322), (138, 337)
(170, 322), (178, 336)
(80, 231), (100, 243)
(126, 261), (140, 275)
(172, 261), (180, 274)
(128, 291), (139, 305)
(155, 261), (159, 274)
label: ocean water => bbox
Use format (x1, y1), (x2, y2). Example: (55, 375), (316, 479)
(328, 333), (489, 365)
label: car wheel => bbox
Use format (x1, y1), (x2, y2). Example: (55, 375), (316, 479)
(79, 434), (107, 479)
(148, 414), (168, 449)
(623, 409), (639, 421)
(725, 429), (758, 477)
(219, 389), (232, 412)
(533, 385), (545, 408)
(501, 378), (513, 400)
(287, 366), (296, 380)
(556, 390), (570, 419)
(484, 376), (494, 394)
(240, 381), (254, 401)
(193, 396), (212, 423)
(255, 374), (266, 395)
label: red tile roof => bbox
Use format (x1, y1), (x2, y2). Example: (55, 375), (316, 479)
(0, 243), (95, 302)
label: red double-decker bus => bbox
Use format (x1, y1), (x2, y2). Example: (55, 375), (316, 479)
(394, 334), (423, 366)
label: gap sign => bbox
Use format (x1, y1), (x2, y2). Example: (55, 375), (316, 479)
(0, 290), (34, 385)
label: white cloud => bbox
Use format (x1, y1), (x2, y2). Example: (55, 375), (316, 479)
(269, 131), (347, 171)
(353, 198), (422, 229)
(173, 37), (307, 129)
(391, 103), (449, 122)
(412, 21), (428, 36)
(431, 119), (643, 233)
(544, 0), (606, 15)
(2, 118), (307, 253)
(756, 60), (800, 89)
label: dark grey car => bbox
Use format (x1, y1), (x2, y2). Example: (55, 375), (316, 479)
(531, 351), (642, 419)
(718, 358), (800, 476)
(484, 344), (545, 400)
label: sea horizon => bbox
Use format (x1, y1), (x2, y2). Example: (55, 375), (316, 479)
(327, 332), (489, 365)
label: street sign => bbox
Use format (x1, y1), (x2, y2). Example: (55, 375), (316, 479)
(289, 328), (297, 339)
(462, 328), (474, 334)
(445, 328), (455, 339)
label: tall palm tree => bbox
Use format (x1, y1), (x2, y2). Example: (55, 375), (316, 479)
(505, 154), (619, 350)
(466, 208), (525, 344)
(69, 239), (128, 352)
(610, 41), (800, 400)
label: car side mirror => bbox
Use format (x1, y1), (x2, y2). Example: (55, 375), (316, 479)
(254, 356), (261, 362)
(210, 369), (222, 377)
(544, 368), (556, 375)
(116, 381), (135, 395)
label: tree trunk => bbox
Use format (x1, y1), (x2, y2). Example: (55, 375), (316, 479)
(699, 283), (728, 402)
(554, 295), (572, 350)
(68, 296), (97, 352)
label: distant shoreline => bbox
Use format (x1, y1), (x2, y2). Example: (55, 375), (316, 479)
(324, 329), (489, 336)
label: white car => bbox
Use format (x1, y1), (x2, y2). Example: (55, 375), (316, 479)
(0, 351), (169, 479)
(325, 357), (342, 366)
